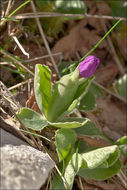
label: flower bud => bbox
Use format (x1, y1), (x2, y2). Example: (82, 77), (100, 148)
(78, 55), (100, 78)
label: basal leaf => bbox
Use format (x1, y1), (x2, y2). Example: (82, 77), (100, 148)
(89, 83), (104, 98)
(55, 128), (76, 161)
(78, 159), (121, 180)
(50, 174), (66, 190)
(50, 153), (82, 190)
(74, 120), (103, 138)
(55, 0), (86, 14)
(34, 64), (51, 117)
(116, 136), (127, 145)
(118, 145), (127, 159)
(47, 69), (79, 122)
(48, 117), (88, 129)
(74, 76), (94, 100)
(113, 74), (127, 100)
(78, 91), (96, 111)
(81, 145), (118, 169)
(57, 99), (78, 120)
(116, 136), (127, 158)
(64, 153), (82, 189)
(17, 108), (48, 131)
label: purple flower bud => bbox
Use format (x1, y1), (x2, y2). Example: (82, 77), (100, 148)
(78, 55), (100, 78)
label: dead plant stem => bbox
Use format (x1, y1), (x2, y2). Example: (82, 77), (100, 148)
(93, 81), (126, 103)
(30, 1), (60, 78)
(101, 20), (125, 75)
(79, 176), (83, 190)
(25, 52), (62, 63)
(11, 12), (126, 21)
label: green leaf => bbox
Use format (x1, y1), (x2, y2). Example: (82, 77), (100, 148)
(57, 99), (78, 120)
(47, 69), (79, 122)
(74, 120), (102, 138)
(36, 0), (54, 9)
(49, 117), (88, 129)
(81, 145), (119, 169)
(17, 108), (48, 131)
(78, 91), (96, 111)
(116, 136), (127, 158)
(118, 145), (127, 159)
(64, 153), (82, 189)
(106, 149), (120, 167)
(78, 159), (121, 180)
(74, 76), (94, 100)
(34, 64), (51, 117)
(55, 0), (86, 14)
(50, 174), (66, 190)
(55, 128), (76, 161)
(77, 139), (89, 153)
(89, 83), (104, 98)
(113, 74), (127, 100)
(51, 153), (82, 190)
(108, 1), (127, 18)
(116, 136), (127, 145)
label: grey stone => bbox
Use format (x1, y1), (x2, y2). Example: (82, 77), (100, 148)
(0, 130), (55, 190)
(0, 128), (28, 147)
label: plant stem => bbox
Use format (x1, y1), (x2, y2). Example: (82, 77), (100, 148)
(80, 19), (122, 62)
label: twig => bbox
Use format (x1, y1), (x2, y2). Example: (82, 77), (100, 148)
(101, 20), (125, 75)
(30, 1), (60, 78)
(0, 114), (36, 148)
(11, 12), (126, 21)
(25, 52), (62, 63)
(93, 81), (126, 103)
(4, 0), (13, 17)
(85, 13), (126, 21)
(78, 176), (83, 190)
(46, 171), (52, 190)
(8, 78), (33, 91)
(0, 47), (34, 76)
(119, 169), (127, 182)
(117, 172), (127, 189)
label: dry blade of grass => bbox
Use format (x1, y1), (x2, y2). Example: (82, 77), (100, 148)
(8, 78), (33, 91)
(0, 48), (34, 76)
(11, 12), (127, 21)
(30, 1), (60, 78)
(25, 52), (62, 63)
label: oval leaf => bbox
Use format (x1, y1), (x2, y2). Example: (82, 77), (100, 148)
(81, 145), (118, 169)
(55, 0), (86, 14)
(78, 91), (96, 111)
(113, 74), (127, 100)
(74, 120), (103, 138)
(34, 64), (51, 117)
(55, 128), (76, 161)
(47, 69), (79, 122)
(49, 117), (88, 129)
(78, 159), (121, 180)
(17, 108), (48, 131)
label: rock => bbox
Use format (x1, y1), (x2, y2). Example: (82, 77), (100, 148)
(0, 128), (28, 147)
(0, 129), (55, 190)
